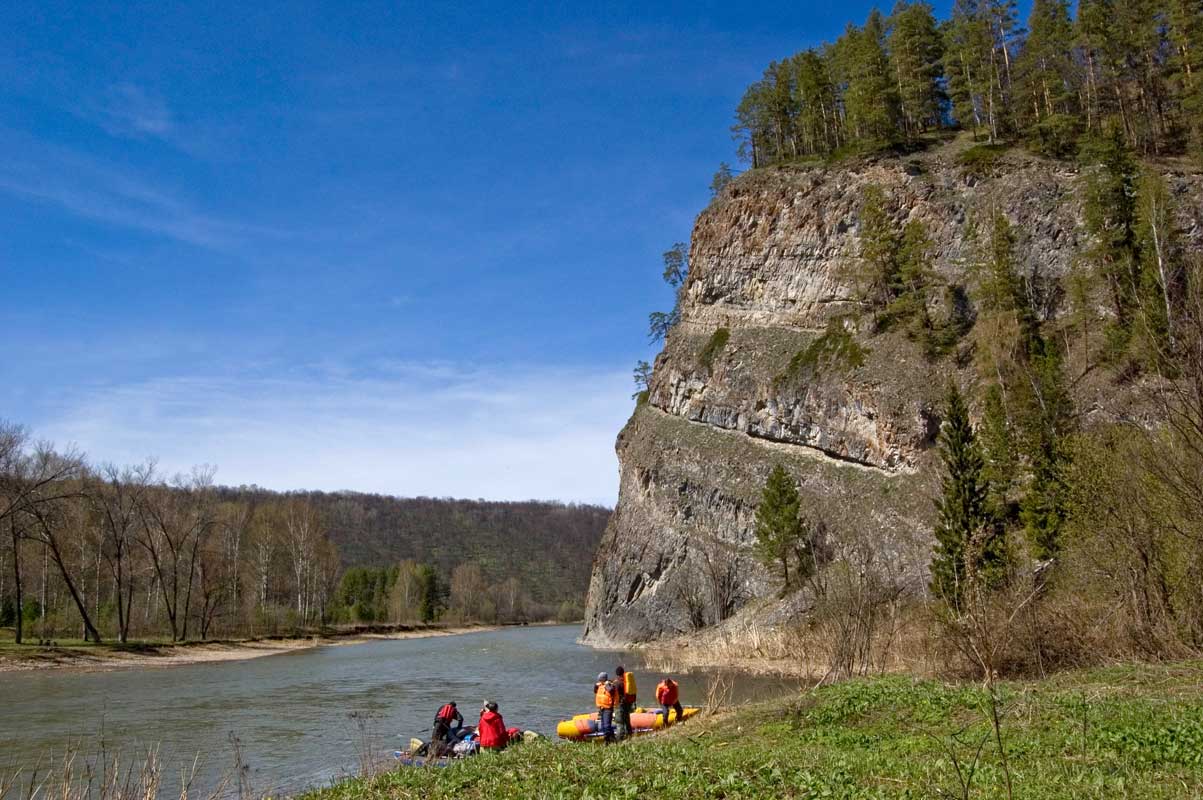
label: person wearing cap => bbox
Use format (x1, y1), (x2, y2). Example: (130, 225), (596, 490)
(614, 666), (637, 739)
(593, 672), (619, 744)
(477, 700), (508, 751)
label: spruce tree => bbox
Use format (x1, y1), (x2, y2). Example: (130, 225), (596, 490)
(1018, 340), (1072, 559)
(979, 383), (1018, 521)
(1081, 123), (1140, 335)
(855, 184), (901, 323)
(931, 382), (1001, 609)
(890, 220), (939, 350)
(754, 465), (805, 591)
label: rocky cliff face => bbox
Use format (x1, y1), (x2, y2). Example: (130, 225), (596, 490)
(583, 145), (1203, 646)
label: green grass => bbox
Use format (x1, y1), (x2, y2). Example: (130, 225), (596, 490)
(956, 142), (1014, 177)
(774, 321), (867, 391)
(698, 327), (731, 370)
(306, 661), (1203, 799)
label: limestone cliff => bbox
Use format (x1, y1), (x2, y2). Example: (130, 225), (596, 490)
(583, 144), (1203, 646)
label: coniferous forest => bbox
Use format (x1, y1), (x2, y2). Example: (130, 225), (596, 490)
(733, 0), (1203, 165)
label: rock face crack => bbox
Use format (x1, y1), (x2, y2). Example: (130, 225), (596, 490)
(647, 403), (901, 477)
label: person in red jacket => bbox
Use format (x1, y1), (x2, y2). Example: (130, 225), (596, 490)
(656, 677), (684, 727)
(477, 701), (508, 751)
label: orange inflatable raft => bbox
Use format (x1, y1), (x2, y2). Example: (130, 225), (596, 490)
(555, 706), (700, 740)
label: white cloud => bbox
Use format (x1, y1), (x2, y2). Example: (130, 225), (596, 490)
(36, 362), (631, 505)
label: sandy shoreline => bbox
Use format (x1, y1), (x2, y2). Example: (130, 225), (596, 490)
(0, 625), (503, 674)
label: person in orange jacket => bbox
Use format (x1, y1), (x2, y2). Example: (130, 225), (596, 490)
(593, 672), (619, 743)
(614, 665), (637, 739)
(656, 677), (684, 726)
(477, 701), (508, 751)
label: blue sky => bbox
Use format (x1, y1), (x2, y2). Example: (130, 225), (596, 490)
(1, 1), (971, 503)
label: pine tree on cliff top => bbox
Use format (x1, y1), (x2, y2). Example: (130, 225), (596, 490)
(754, 464), (805, 592)
(931, 382), (1003, 609)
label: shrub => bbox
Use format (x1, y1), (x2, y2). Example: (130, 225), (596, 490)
(698, 327), (731, 370)
(775, 320), (867, 389)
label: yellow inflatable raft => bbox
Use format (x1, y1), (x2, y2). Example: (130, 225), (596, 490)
(556, 706), (700, 740)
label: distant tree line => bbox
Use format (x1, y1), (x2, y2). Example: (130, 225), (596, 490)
(0, 435), (605, 644)
(734, 0), (1203, 165)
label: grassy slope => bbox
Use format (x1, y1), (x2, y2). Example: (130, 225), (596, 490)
(308, 661), (1203, 800)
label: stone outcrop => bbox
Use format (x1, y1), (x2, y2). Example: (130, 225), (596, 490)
(583, 145), (1203, 646)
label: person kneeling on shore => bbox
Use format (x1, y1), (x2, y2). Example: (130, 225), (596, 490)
(656, 677), (684, 726)
(477, 701), (508, 752)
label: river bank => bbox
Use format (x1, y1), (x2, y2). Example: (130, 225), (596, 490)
(0, 622), (507, 673)
(306, 659), (1203, 800)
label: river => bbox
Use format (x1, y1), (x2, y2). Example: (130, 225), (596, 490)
(0, 625), (796, 797)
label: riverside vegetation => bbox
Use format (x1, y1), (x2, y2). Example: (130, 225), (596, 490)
(305, 660), (1203, 800)
(0, 431), (606, 653)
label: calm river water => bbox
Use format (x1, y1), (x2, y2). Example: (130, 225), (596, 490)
(0, 625), (796, 796)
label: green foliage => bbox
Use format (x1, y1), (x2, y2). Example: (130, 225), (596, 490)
(1134, 170), (1186, 367)
(1081, 124), (1141, 330)
(416, 563), (443, 623)
(956, 142), (1011, 176)
(777, 320), (867, 389)
(1015, 0), (1080, 155)
(851, 187), (964, 357)
(632, 360), (653, 400)
(888, 2), (946, 138)
(698, 327), (730, 370)
(732, 0), (1201, 166)
(1018, 340), (1073, 559)
(753, 465), (815, 592)
(931, 383), (1006, 609)
(979, 384), (1018, 521)
(336, 566), (399, 623)
(304, 661), (1203, 800)
(853, 184), (900, 317)
(0, 596), (13, 627)
(649, 243), (689, 342)
(709, 162), (735, 197)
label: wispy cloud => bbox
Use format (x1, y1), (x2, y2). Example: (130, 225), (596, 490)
(0, 129), (285, 250)
(91, 83), (175, 139)
(36, 362), (630, 504)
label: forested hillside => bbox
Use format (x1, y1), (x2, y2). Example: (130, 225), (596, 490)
(0, 427), (608, 645)
(732, 0), (1202, 165)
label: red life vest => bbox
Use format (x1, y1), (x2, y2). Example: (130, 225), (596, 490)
(478, 710), (508, 749)
(656, 679), (679, 706)
(435, 703), (458, 722)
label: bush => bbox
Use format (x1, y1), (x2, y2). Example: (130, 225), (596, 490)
(775, 320), (867, 390)
(698, 327), (731, 370)
(956, 143), (1011, 177)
